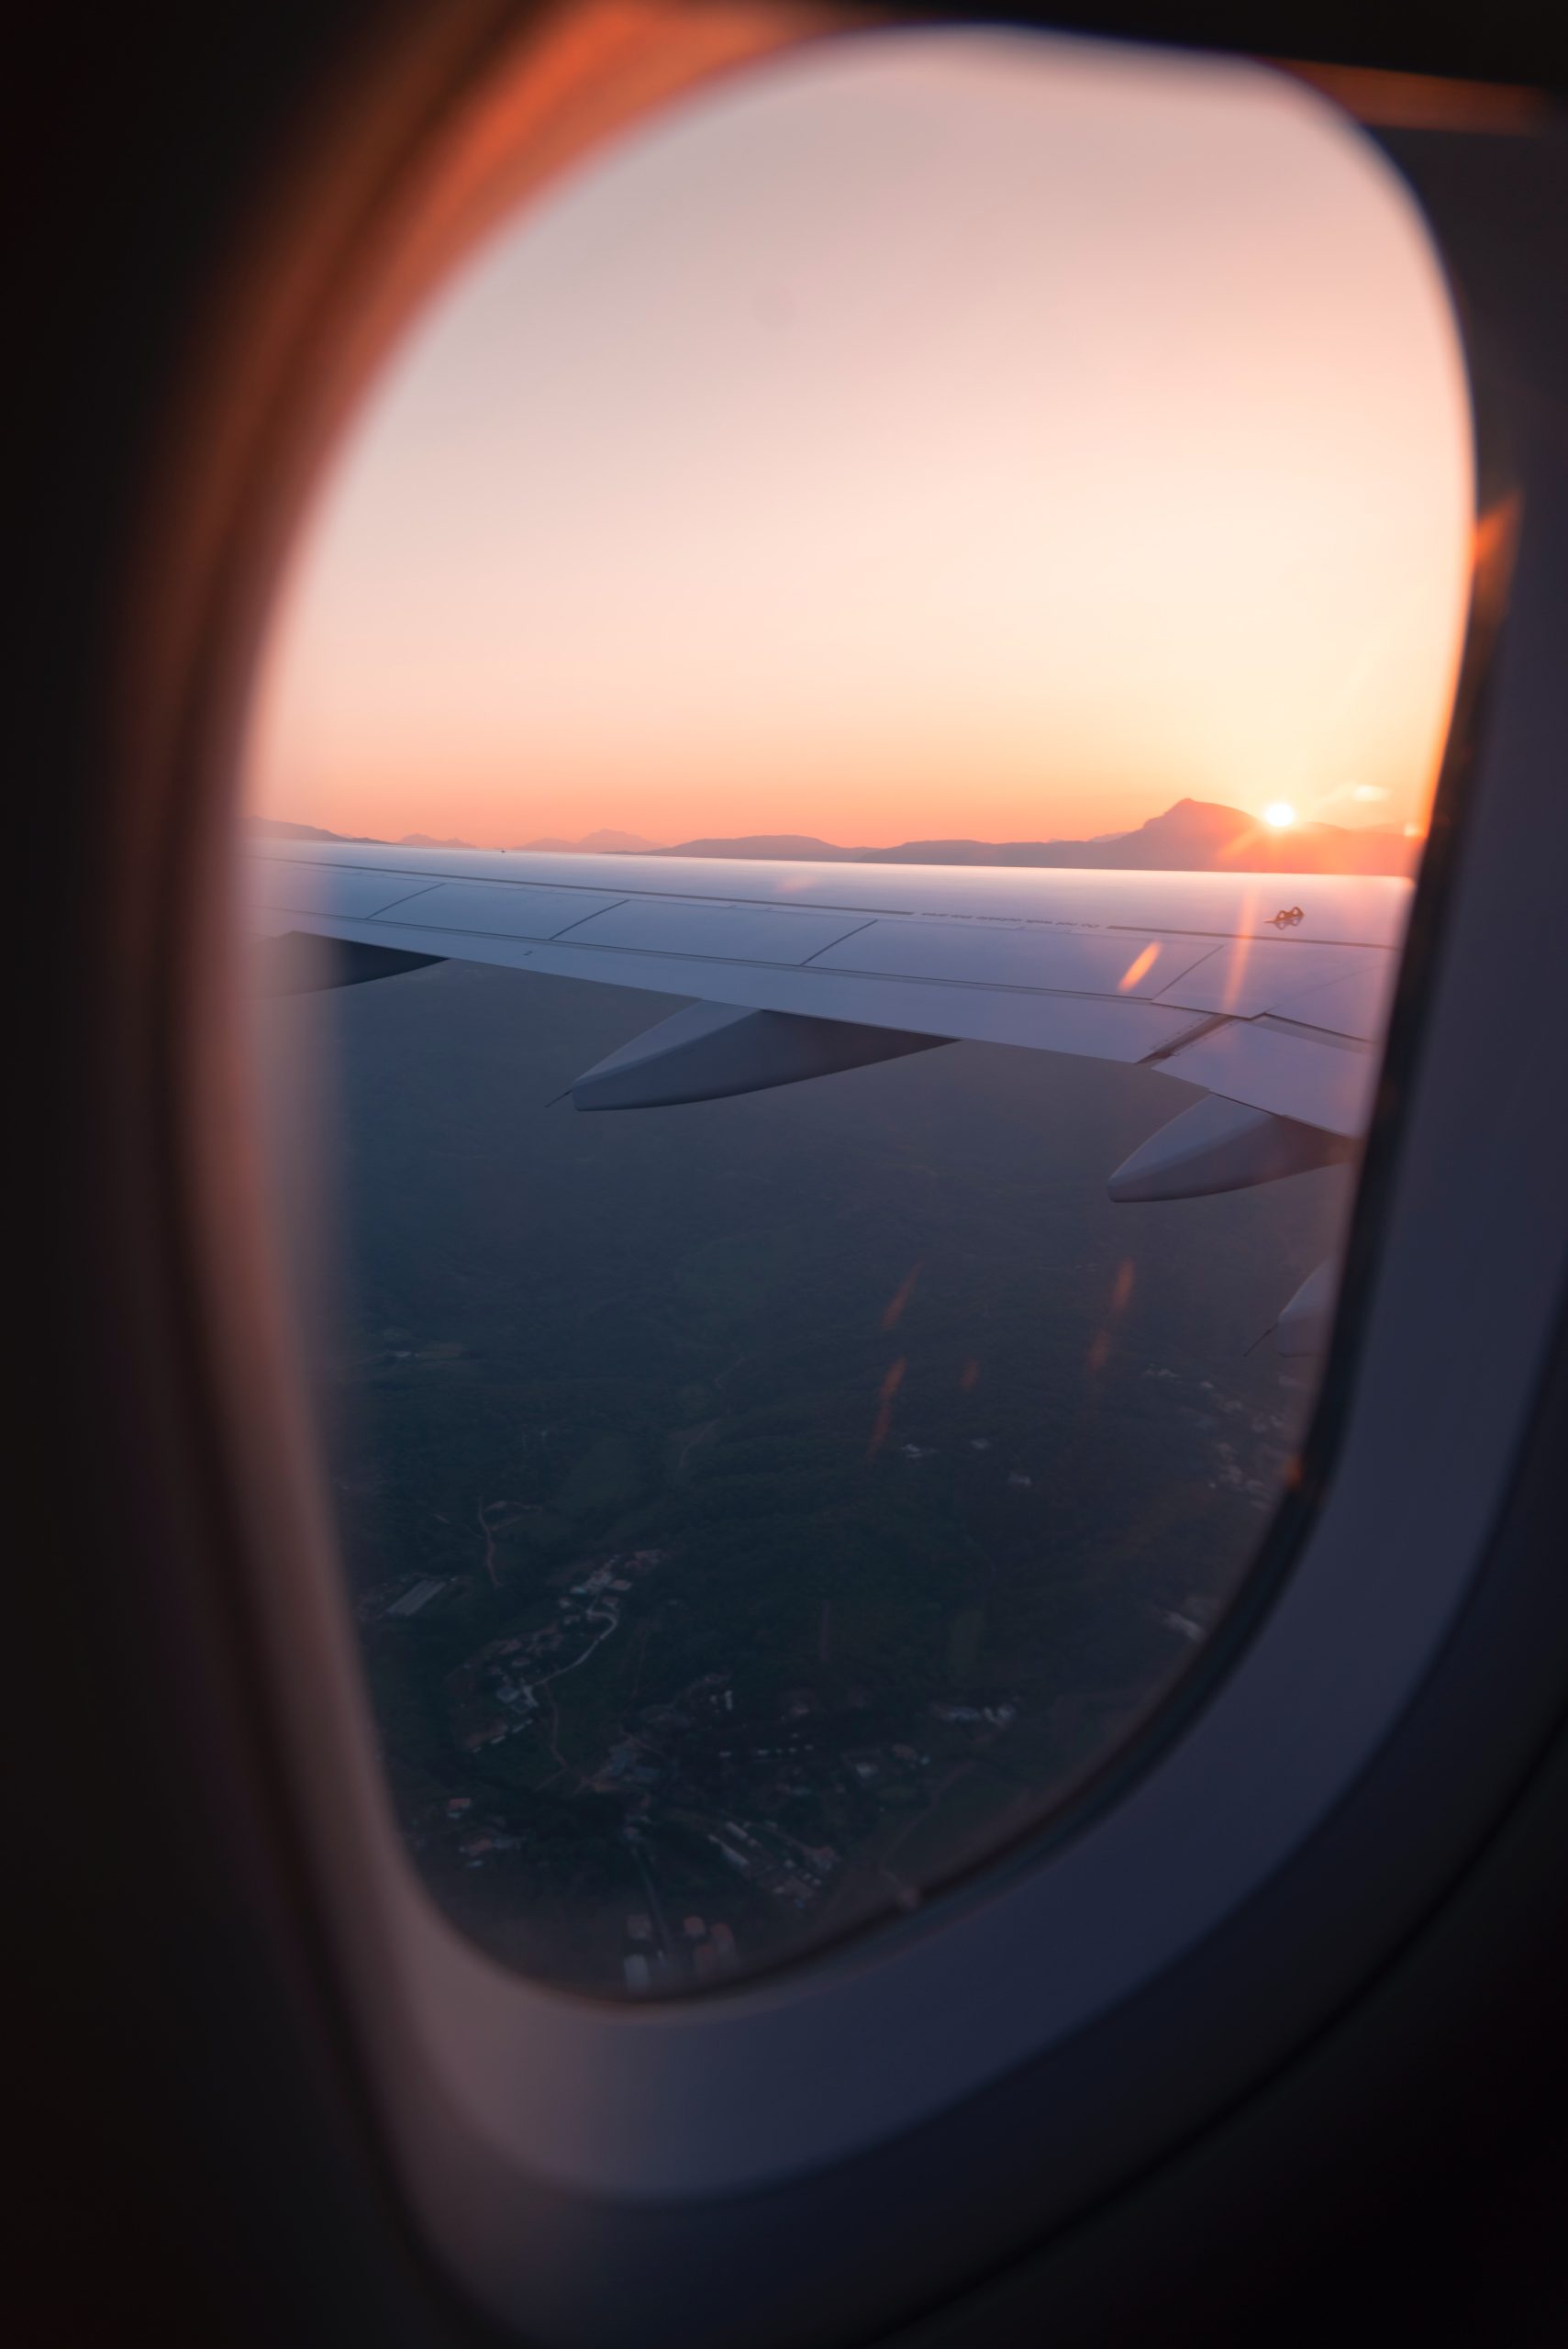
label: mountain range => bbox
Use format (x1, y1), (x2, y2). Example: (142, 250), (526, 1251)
(248, 799), (1418, 877)
(650, 799), (1418, 875)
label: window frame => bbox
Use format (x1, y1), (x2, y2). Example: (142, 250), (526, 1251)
(134, 7), (1568, 2335)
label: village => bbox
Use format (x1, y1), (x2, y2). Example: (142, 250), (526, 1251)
(367, 1529), (1036, 1990)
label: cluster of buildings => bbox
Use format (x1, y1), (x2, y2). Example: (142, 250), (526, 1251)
(441, 1545), (674, 1753)
(395, 1528), (1037, 1989)
(705, 1815), (840, 1909)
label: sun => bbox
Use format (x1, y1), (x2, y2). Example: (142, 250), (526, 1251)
(1262, 801), (1298, 830)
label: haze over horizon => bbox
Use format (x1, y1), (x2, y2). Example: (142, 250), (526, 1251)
(247, 31), (1473, 855)
(250, 790), (1422, 876)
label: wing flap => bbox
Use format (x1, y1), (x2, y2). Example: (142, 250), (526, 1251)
(389, 878), (629, 941)
(809, 918), (1217, 997)
(1151, 937), (1385, 1020)
(1263, 959), (1398, 1041)
(557, 897), (874, 964)
(250, 858), (447, 922)
(1156, 1014), (1376, 1136)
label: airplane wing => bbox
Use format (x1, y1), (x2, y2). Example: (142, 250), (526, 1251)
(250, 841), (1405, 1348)
(250, 838), (1403, 1131)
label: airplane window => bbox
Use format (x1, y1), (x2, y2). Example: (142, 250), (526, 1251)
(242, 28), (1473, 1996)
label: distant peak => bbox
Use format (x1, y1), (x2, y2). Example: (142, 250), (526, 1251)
(243, 816), (386, 845)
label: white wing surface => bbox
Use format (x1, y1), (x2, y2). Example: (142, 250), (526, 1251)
(250, 841), (1405, 1151)
(252, 841), (1404, 1350)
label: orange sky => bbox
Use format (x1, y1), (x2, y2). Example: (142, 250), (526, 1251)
(246, 28), (1474, 851)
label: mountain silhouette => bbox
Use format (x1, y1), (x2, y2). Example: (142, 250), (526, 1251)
(246, 801), (1418, 878)
(657, 800), (1418, 876)
(656, 831), (861, 863)
(247, 817), (385, 845)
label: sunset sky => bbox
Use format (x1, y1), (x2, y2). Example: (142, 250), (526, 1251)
(246, 28), (1474, 852)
